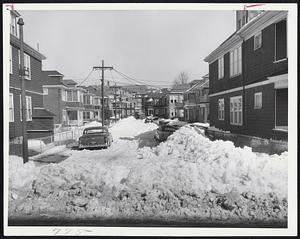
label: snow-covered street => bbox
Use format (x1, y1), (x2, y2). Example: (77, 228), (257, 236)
(8, 117), (288, 226)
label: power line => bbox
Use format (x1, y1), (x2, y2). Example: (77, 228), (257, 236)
(113, 68), (161, 89)
(78, 69), (94, 86)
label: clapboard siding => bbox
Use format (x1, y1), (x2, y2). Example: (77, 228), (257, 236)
(244, 84), (275, 138)
(9, 37), (52, 139)
(244, 22), (288, 85)
(208, 17), (288, 139)
(43, 88), (63, 124)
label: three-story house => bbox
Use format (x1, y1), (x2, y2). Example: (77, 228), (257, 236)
(9, 10), (55, 143)
(204, 10), (288, 140)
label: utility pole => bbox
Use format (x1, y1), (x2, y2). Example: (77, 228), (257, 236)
(18, 18), (28, 164)
(93, 60), (113, 126)
(114, 83), (117, 121)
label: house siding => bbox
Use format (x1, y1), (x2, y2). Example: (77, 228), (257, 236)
(244, 22), (288, 86)
(244, 83), (275, 138)
(43, 88), (64, 124)
(9, 82), (44, 139)
(208, 17), (287, 140)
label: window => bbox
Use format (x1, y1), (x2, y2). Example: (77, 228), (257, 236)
(43, 88), (48, 95)
(62, 110), (67, 122)
(218, 98), (224, 120)
(10, 14), (18, 37)
(254, 92), (262, 109)
(84, 95), (91, 104)
(10, 45), (13, 74)
(83, 111), (91, 120)
(254, 31), (262, 50)
(218, 56), (224, 79)
(18, 51), (31, 80)
(67, 91), (72, 101)
(73, 91), (78, 101)
(61, 89), (66, 101)
(275, 20), (287, 61)
(9, 93), (14, 122)
(230, 45), (242, 77)
(230, 96), (242, 125)
(19, 95), (32, 121)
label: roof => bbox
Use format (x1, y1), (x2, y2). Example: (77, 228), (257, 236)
(33, 108), (56, 117)
(62, 79), (78, 86)
(147, 92), (164, 99)
(185, 79), (209, 93)
(42, 71), (66, 86)
(43, 70), (64, 77)
(10, 34), (46, 61)
(170, 84), (191, 93)
(204, 11), (286, 63)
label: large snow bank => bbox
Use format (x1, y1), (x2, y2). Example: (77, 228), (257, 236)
(9, 120), (288, 222)
(138, 126), (288, 198)
(9, 156), (40, 190)
(110, 116), (158, 139)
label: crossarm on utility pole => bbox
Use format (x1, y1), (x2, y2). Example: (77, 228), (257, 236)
(93, 62), (113, 126)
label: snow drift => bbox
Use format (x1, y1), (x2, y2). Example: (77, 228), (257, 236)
(8, 118), (288, 223)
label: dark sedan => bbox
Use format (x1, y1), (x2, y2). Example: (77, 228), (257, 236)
(154, 120), (187, 142)
(78, 126), (113, 149)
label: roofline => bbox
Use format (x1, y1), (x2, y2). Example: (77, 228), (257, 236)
(204, 11), (287, 63)
(48, 74), (64, 77)
(185, 79), (209, 93)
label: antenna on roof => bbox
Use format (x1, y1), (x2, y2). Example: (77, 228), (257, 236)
(37, 42), (39, 52)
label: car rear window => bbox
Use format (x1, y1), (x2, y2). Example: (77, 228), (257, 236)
(84, 128), (107, 134)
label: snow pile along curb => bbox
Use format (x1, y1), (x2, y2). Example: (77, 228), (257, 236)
(8, 118), (288, 223)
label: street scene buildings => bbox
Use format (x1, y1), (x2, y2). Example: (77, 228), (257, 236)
(5, 6), (295, 233)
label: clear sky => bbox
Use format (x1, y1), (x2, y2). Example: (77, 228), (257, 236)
(19, 10), (236, 87)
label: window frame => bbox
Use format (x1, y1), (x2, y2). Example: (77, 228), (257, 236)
(230, 95), (243, 126)
(9, 93), (14, 122)
(229, 45), (242, 78)
(218, 56), (224, 79)
(10, 45), (13, 74)
(18, 50), (31, 80)
(10, 14), (18, 37)
(254, 31), (262, 50)
(19, 95), (32, 121)
(274, 20), (287, 62)
(43, 88), (48, 95)
(254, 92), (263, 109)
(218, 98), (225, 121)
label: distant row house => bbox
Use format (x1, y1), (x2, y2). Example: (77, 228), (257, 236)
(184, 75), (210, 123)
(204, 10), (288, 140)
(42, 71), (111, 127)
(42, 71), (85, 127)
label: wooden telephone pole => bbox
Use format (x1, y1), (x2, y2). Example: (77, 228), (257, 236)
(93, 60), (113, 126)
(114, 83), (117, 120)
(18, 17), (28, 163)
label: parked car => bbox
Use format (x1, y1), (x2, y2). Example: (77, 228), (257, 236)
(78, 126), (113, 149)
(144, 116), (159, 123)
(154, 120), (187, 142)
(134, 112), (145, 119)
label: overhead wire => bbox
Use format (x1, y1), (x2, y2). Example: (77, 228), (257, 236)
(113, 68), (162, 89)
(78, 68), (94, 86)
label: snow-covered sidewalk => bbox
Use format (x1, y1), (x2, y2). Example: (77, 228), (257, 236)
(8, 116), (288, 225)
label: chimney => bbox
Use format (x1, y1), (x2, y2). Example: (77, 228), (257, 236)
(37, 42), (39, 52)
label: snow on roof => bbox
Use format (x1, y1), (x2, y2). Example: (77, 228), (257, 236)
(43, 70), (64, 77)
